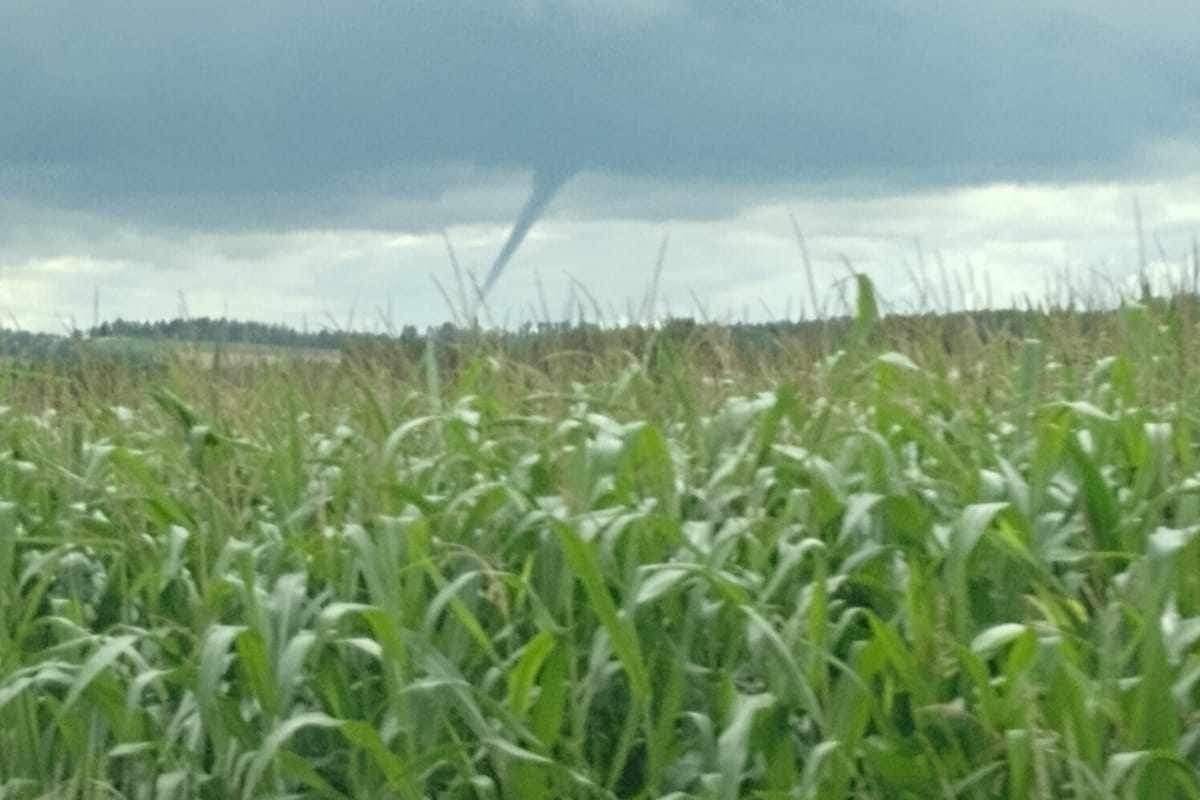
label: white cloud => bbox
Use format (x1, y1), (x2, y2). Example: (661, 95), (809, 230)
(3, 174), (1197, 333)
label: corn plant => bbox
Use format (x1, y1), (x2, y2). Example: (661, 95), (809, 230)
(1, 283), (1200, 798)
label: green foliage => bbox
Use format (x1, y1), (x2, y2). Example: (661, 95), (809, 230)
(2, 295), (1200, 797)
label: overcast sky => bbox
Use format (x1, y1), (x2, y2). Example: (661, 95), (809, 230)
(2, 1), (1198, 331)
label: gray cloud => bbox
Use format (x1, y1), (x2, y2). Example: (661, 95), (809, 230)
(2, 0), (1196, 235)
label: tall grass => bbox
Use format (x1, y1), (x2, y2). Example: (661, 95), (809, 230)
(2, 282), (1200, 797)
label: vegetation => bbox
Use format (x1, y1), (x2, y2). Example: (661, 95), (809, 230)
(3, 281), (1200, 797)
(89, 318), (359, 352)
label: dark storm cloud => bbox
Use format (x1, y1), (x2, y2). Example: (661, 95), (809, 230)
(1, 0), (1197, 231)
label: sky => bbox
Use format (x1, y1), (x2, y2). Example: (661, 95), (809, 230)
(2, 1), (1198, 331)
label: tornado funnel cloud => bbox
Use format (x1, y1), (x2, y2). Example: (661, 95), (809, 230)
(480, 167), (573, 299)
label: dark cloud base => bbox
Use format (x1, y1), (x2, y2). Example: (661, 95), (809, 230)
(2, 1), (1196, 230)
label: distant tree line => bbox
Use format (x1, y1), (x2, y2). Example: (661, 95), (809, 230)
(0, 292), (1190, 369)
(0, 329), (77, 361)
(89, 317), (385, 350)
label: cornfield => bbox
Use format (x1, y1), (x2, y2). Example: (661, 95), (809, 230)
(2, 281), (1200, 798)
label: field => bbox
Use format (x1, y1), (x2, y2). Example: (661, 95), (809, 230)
(3, 279), (1200, 798)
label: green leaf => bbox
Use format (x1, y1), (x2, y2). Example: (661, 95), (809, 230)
(553, 521), (650, 707)
(507, 631), (556, 718)
(339, 720), (424, 799)
(716, 693), (776, 800)
(947, 503), (1009, 640)
(235, 629), (279, 717)
(1066, 436), (1121, 554)
(615, 423), (677, 514)
(56, 634), (139, 721)
(970, 623), (1028, 660)
(852, 273), (880, 346)
(1106, 750), (1200, 798)
(242, 712), (343, 800)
